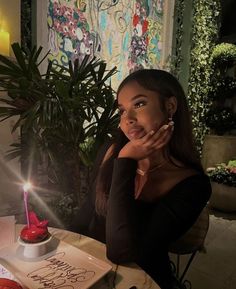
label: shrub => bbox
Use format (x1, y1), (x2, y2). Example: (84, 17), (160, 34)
(207, 160), (236, 187)
(211, 43), (236, 67)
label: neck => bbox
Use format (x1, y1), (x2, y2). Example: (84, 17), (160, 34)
(137, 153), (168, 175)
(139, 150), (166, 167)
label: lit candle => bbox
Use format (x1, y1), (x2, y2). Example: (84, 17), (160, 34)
(23, 183), (31, 228)
(0, 30), (10, 56)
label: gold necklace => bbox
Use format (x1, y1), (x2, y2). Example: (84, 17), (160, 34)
(136, 160), (167, 176)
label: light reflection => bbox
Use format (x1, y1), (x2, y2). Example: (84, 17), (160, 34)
(23, 182), (31, 192)
(29, 187), (63, 228)
(0, 151), (64, 228)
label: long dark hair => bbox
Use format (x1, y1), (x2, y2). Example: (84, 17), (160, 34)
(95, 69), (203, 215)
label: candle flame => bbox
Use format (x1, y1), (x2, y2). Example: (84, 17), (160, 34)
(23, 182), (31, 192)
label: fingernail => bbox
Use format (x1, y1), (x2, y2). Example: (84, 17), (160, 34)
(149, 130), (155, 135)
(169, 121), (174, 126)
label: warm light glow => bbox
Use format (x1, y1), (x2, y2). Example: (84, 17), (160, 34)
(23, 182), (32, 192)
(0, 30), (10, 56)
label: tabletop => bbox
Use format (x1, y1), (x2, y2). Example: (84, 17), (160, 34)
(13, 224), (161, 289)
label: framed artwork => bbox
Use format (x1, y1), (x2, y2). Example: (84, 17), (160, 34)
(36, 0), (175, 88)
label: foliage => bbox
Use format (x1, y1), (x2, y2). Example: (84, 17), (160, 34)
(206, 42), (236, 135)
(211, 43), (236, 68)
(187, 0), (221, 153)
(0, 43), (119, 224)
(207, 160), (236, 187)
(205, 107), (236, 135)
(207, 76), (236, 101)
(21, 0), (32, 51)
(171, 0), (185, 78)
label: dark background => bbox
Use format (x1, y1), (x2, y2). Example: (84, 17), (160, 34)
(220, 0), (236, 43)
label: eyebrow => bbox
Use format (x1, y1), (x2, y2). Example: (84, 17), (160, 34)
(117, 94), (147, 108)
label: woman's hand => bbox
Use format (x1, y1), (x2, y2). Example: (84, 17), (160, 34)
(118, 122), (174, 160)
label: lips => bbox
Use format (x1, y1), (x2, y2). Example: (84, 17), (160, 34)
(127, 126), (144, 139)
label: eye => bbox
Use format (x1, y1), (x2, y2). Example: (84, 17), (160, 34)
(134, 100), (146, 108)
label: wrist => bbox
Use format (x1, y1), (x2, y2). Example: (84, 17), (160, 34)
(118, 153), (132, 159)
(118, 146), (141, 160)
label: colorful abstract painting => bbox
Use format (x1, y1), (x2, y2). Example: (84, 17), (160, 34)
(47, 0), (165, 88)
(129, 0), (164, 72)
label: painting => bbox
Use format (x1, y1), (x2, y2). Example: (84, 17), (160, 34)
(45, 0), (173, 89)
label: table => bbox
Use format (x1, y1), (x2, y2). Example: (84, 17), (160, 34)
(15, 225), (160, 289)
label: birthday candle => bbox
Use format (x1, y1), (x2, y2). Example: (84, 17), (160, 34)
(23, 183), (31, 228)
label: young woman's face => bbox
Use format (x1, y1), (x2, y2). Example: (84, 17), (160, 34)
(117, 81), (167, 140)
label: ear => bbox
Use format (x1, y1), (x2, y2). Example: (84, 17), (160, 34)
(165, 96), (177, 116)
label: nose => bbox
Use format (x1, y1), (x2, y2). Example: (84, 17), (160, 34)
(124, 109), (136, 124)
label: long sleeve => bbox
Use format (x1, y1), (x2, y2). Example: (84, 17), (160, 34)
(106, 158), (212, 265)
(105, 158), (211, 288)
(106, 158), (138, 263)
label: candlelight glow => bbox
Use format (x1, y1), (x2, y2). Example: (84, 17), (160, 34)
(0, 152), (63, 228)
(0, 30), (10, 56)
(23, 182), (32, 192)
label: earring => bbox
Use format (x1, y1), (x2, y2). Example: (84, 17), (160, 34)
(168, 114), (175, 126)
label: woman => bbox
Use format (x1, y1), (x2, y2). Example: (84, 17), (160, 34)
(74, 69), (211, 289)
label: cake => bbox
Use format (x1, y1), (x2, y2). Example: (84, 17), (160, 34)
(0, 278), (23, 289)
(20, 211), (49, 243)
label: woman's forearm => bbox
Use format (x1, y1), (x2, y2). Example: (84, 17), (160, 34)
(106, 158), (138, 263)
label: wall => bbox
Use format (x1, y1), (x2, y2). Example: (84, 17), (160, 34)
(0, 0), (22, 217)
(0, 0), (21, 56)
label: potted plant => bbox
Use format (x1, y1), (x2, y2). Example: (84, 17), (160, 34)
(211, 43), (236, 71)
(0, 43), (119, 226)
(205, 43), (236, 136)
(202, 42), (236, 170)
(207, 160), (236, 212)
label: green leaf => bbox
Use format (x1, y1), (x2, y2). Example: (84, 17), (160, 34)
(0, 55), (21, 72)
(11, 43), (28, 72)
